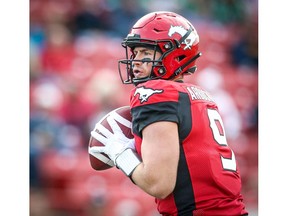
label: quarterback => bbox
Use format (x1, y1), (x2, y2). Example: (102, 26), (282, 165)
(91, 11), (248, 215)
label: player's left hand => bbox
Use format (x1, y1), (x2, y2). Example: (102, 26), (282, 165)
(89, 114), (135, 164)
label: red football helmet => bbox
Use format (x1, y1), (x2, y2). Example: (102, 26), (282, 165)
(118, 11), (201, 85)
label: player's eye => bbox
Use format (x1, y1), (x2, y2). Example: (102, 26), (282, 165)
(144, 51), (152, 55)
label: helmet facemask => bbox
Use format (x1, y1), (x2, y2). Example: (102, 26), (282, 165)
(118, 35), (172, 85)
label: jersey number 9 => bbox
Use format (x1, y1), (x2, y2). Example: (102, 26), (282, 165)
(207, 109), (237, 172)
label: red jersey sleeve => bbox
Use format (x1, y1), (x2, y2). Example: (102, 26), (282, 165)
(130, 80), (180, 135)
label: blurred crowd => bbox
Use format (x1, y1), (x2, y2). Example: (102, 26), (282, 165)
(30, 0), (258, 215)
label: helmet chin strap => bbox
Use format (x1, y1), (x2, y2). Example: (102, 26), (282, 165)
(173, 52), (202, 77)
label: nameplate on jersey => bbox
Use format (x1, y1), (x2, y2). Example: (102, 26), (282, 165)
(186, 86), (214, 102)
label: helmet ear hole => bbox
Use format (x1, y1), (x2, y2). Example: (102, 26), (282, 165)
(178, 55), (185, 61)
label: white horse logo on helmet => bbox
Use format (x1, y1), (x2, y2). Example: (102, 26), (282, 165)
(134, 86), (163, 103)
(168, 25), (198, 50)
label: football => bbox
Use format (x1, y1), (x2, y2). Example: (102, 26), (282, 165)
(88, 106), (133, 170)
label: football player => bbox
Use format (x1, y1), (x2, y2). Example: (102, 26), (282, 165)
(91, 11), (248, 215)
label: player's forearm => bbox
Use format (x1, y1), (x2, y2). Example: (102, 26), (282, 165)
(130, 123), (179, 199)
(131, 162), (176, 199)
(115, 147), (177, 199)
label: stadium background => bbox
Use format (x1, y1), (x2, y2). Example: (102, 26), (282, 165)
(30, 0), (258, 215)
